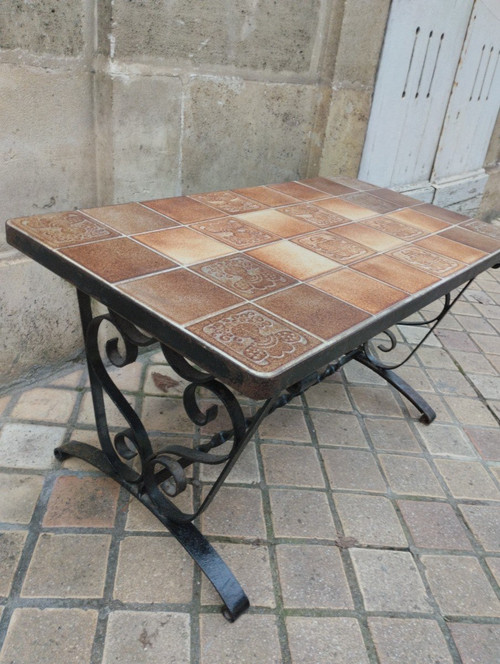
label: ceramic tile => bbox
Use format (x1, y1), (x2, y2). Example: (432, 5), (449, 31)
(232, 185), (297, 206)
(414, 203), (470, 224)
(353, 255), (439, 293)
(333, 223), (405, 251)
(190, 190), (265, 215)
(364, 216), (426, 241)
(294, 231), (375, 264)
(248, 240), (340, 280)
(118, 269), (242, 324)
(343, 192), (400, 214)
(300, 177), (356, 196)
(315, 197), (378, 220)
(258, 284), (370, 340)
(280, 203), (353, 228)
(463, 219), (500, 241)
(9, 211), (119, 248)
(142, 196), (222, 223)
(389, 245), (465, 277)
(60, 237), (176, 283)
(416, 235), (486, 264)
(387, 208), (451, 232)
(191, 254), (296, 299)
(328, 175), (378, 190)
(133, 226), (234, 264)
(268, 181), (329, 201)
(82, 203), (177, 234)
(441, 226), (500, 253)
(370, 188), (420, 208)
(237, 209), (316, 237)
(192, 217), (279, 249)
(188, 305), (320, 372)
(310, 269), (407, 314)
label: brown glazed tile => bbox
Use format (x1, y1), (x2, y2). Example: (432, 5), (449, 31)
(280, 203), (354, 228)
(8, 211), (119, 248)
(192, 254), (296, 299)
(133, 226), (234, 264)
(60, 237), (176, 283)
(370, 188), (421, 208)
(344, 192), (400, 214)
(333, 223), (404, 251)
(190, 190), (265, 215)
(192, 217), (279, 249)
(237, 209), (316, 237)
(364, 215), (426, 241)
(441, 226), (500, 253)
(232, 185), (297, 206)
(463, 219), (500, 241)
(294, 230), (375, 264)
(268, 181), (329, 201)
(310, 269), (406, 314)
(414, 202), (470, 224)
(416, 235), (486, 264)
(82, 203), (178, 234)
(119, 269), (242, 324)
(388, 208), (451, 232)
(353, 255), (439, 292)
(142, 196), (221, 223)
(316, 197), (378, 220)
(389, 245), (465, 277)
(300, 177), (356, 196)
(248, 240), (340, 280)
(259, 284), (369, 340)
(188, 305), (320, 373)
(328, 175), (378, 190)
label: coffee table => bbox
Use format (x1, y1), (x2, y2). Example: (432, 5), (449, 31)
(6, 176), (500, 620)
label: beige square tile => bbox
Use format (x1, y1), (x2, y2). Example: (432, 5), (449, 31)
(459, 505), (500, 551)
(334, 494), (407, 547)
(11, 388), (77, 423)
(321, 448), (386, 492)
(348, 386), (403, 417)
(398, 500), (472, 550)
(0, 473), (44, 523)
(201, 486), (266, 539)
(434, 459), (500, 500)
(449, 623), (500, 664)
(0, 531), (27, 596)
(261, 444), (325, 488)
(365, 418), (421, 452)
(200, 614), (281, 664)
(305, 381), (352, 410)
(0, 423), (64, 470)
(379, 455), (445, 497)
(417, 423), (476, 457)
(258, 407), (311, 442)
(269, 489), (336, 539)
(287, 617), (369, 664)
(369, 618), (453, 664)
(312, 412), (368, 447)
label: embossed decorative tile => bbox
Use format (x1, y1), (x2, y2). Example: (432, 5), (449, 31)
(333, 224), (404, 252)
(463, 219), (500, 241)
(268, 181), (329, 201)
(83, 203), (178, 234)
(364, 216), (425, 241)
(294, 231), (374, 264)
(142, 196), (222, 223)
(190, 190), (265, 215)
(315, 197), (378, 220)
(192, 217), (279, 249)
(280, 203), (351, 228)
(192, 255), (296, 299)
(133, 227), (234, 264)
(248, 240), (340, 280)
(389, 246), (465, 277)
(237, 209), (316, 237)
(232, 185), (297, 207)
(188, 306), (321, 372)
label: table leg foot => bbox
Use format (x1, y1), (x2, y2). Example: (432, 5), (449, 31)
(54, 441), (250, 622)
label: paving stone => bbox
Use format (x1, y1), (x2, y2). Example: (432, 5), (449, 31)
(0, 473), (44, 523)
(269, 489), (336, 539)
(286, 617), (369, 664)
(43, 475), (120, 527)
(469, 374), (500, 400)
(348, 386), (403, 417)
(10, 387), (77, 422)
(321, 448), (386, 492)
(258, 407), (311, 442)
(401, 326), (442, 347)
(21, 533), (110, 598)
(199, 614), (281, 664)
(398, 500), (472, 550)
(350, 549), (430, 612)
(456, 314), (497, 334)
(201, 541), (275, 608)
(471, 333), (500, 355)
(77, 391), (139, 428)
(444, 395), (498, 426)
(140, 396), (195, 433)
(434, 459), (500, 501)
(447, 350), (497, 375)
(200, 440), (260, 483)
(126, 487), (193, 531)
(433, 329), (479, 352)
(396, 366), (434, 392)
(0, 608), (97, 664)
(198, 399), (253, 437)
(448, 300), (480, 317)
(422, 555), (500, 616)
(449, 623), (500, 664)
(426, 368), (476, 396)
(114, 536), (193, 603)
(276, 544), (353, 609)
(102, 611), (190, 664)
(144, 364), (188, 397)
(334, 494), (407, 547)
(57, 428), (105, 472)
(369, 617), (453, 664)
(486, 557), (500, 585)
(459, 505), (500, 551)
(415, 347), (457, 370)
(261, 444), (324, 488)
(201, 486), (266, 538)
(417, 422), (477, 457)
(379, 455), (445, 497)
(0, 423), (65, 469)
(305, 381), (352, 410)
(49, 369), (84, 387)
(405, 391), (453, 423)
(364, 417), (420, 452)
(106, 362), (144, 392)
(343, 361), (387, 385)
(0, 531), (27, 596)
(311, 411), (368, 447)
(0, 395), (11, 416)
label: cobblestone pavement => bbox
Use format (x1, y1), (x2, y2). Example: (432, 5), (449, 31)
(0, 267), (499, 664)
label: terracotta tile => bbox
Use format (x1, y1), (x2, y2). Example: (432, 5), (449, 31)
(417, 235), (486, 263)
(388, 208), (450, 232)
(328, 175), (378, 190)
(344, 192), (400, 214)
(119, 269), (242, 325)
(310, 268), (406, 314)
(61, 237), (176, 283)
(248, 240), (340, 279)
(300, 177), (356, 196)
(353, 254), (438, 292)
(389, 245), (465, 277)
(133, 226), (234, 264)
(280, 203), (353, 228)
(192, 254), (296, 299)
(142, 195), (221, 222)
(188, 305), (320, 373)
(441, 226), (500, 253)
(268, 181), (328, 201)
(190, 190), (265, 214)
(371, 188), (421, 208)
(43, 476), (120, 527)
(191, 217), (279, 249)
(364, 215), (426, 240)
(463, 218), (500, 241)
(415, 202), (470, 224)
(315, 197), (378, 219)
(259, 284), (369, 340)
(8, 211), (119, 248)
(82, 202), (178, 234)
(232, 184), (297, 206)
(294, 230), (375, 264)
(333, 223), (405, 251)
(237, 208), (316, 237)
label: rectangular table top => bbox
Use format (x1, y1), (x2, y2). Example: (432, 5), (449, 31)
(6, 176), (500, 398)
